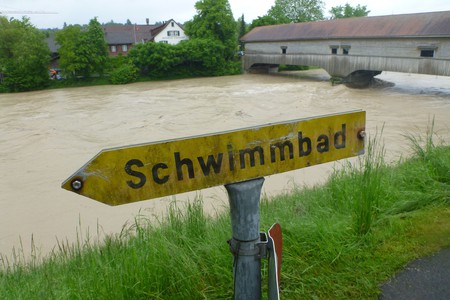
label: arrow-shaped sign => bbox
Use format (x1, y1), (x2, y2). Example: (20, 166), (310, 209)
(62, 111), (365, 205)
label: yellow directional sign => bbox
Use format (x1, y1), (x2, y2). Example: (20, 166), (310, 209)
(62, 111), (365, 205)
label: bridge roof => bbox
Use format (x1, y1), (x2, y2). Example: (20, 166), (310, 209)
(241, 11), (450, 42)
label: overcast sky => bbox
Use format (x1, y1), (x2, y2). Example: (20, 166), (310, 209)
(1, 0), (449, 29)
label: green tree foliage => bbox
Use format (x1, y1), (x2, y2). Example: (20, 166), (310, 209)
(237, 14), (247, 51)
(55, 25), (83, 77)
(184, 0), (237, 59)
(0, 17), (50, 92)
(55, 18), (108, 78)
(329, 3), (370, 19)
(85, 18), (109, 76)
(128, 38), (236, 78)
(249, 15), (280, 30)
(177, 39), (229, 75)
(109, 62), (139, 84)
(268, 0), (325, 23)
(128, 42), (180, 76)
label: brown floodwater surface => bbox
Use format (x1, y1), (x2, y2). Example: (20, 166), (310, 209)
(1, 70), (449, 261)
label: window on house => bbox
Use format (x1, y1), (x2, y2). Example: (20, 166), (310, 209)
(160, 40), (169, 44)
(330, 45), (338, 54)
(171, 22), (175, 27)
(420, 50), (434, 57)
(281, 46), (287, 54)
(111, 45), (117, 53)
(122, 45), (128, 52)
(418, 45), (437, 58)
(341, 45), (351, 55)
(167, 30), (180, 36)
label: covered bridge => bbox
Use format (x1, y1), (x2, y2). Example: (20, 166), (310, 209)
(240, 11), (450, 84)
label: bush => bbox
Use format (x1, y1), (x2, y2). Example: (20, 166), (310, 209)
(109, 63), (139, 85)
(128, 42), (180, 77)
(279, 65), (310, 71)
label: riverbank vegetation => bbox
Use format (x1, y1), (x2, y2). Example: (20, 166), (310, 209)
(0, 0), (371, 93)
(0, 17), (51, 93)
(1, 128), (448, 298)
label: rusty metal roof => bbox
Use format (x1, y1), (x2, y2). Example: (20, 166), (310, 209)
(241, 11), (450, 42)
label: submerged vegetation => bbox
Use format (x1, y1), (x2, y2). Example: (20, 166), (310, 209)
(1, 129), (449, 298)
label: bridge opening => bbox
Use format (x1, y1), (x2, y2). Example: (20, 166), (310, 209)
(246, 63), (280, 74)
(279, 65), (312, 71)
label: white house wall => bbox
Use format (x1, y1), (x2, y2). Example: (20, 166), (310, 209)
(154, 21), (188, 45)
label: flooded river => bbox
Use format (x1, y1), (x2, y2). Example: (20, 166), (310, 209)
(1, 70), (449, 261)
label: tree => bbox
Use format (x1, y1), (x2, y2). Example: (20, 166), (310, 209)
(184, 0), (237, 59)
(55, 18), (108, 78)
(0, 17), (50, 92)
(84, 18), (109, 76)
(237, 14), (247, 51)
(55, 24), (83, 77)
(268, 0), (325, 23)
(329, 3), (370, 19)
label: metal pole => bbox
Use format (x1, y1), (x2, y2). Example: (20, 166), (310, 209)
(225, 177), (265, 300)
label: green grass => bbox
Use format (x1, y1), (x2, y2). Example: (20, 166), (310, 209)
(1, 130), (449, 299)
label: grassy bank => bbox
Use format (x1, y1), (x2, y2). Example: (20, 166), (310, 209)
(1, 131), (449, 299)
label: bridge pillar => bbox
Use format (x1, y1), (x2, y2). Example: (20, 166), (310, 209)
(334, 70), (382, 88)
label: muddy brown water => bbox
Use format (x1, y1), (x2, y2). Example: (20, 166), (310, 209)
(1, 70), (449, 261)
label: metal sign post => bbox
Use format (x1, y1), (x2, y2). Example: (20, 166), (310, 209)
(226, 178), (265, 300)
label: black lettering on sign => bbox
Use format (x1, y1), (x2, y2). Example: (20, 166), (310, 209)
(125, 159), (146, 189)
(334, 124), (346, 149)
(123, 123), (350, 189)
(316, 134), (329, 153)
(239, 146), (264, 169)
(298, 132), (312, 157)
(174, 152), (195, 180)
(270, 140), (294, 163)
(197, 153), (223, 176)
(152, 163), (169, 184)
